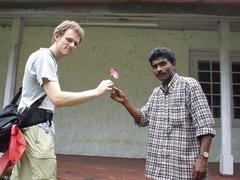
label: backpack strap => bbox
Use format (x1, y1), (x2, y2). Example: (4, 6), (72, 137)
(22, 93), (47, 118)
(10, 87), (22, 105)
(29, 94), (47, 109)
(10, 87), (47, 108)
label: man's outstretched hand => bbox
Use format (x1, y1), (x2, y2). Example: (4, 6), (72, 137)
(111, 87), (127, 104)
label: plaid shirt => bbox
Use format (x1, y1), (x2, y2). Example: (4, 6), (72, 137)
(139, 73), (215, 180)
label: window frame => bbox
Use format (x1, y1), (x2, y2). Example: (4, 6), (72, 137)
(189, 50), (240, 127)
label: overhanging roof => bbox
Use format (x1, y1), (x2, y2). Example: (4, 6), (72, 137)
(0, 0), (240, 16)
(0, 0), (240, 31)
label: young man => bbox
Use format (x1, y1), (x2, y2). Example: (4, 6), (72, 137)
(10, 20), (114, 180)
(111, 47), (215, 180)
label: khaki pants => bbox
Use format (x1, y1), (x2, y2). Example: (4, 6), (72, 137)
(10, 126), (57, 180)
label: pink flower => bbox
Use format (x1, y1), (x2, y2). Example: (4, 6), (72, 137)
(110, 68), (119, 79)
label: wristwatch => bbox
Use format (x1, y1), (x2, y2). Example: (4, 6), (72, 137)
(200, 151), (209, 159)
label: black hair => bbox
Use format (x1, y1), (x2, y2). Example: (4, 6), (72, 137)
(148, 47), (176, 65)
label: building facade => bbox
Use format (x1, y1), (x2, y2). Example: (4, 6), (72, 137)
(0, 0), (239, 175)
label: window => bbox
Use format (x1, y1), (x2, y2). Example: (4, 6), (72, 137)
(232, 62), (240, 119)
(198, 60), (221, 118)
(190, 51), (240, 127)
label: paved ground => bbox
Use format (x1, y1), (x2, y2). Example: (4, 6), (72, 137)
(57, 154), (240, 180)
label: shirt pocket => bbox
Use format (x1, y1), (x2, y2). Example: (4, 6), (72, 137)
(169, 103), (188, 128)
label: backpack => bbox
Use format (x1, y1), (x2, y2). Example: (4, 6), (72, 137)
(0, 87), (22, 153)
(0, 87), (47, 153)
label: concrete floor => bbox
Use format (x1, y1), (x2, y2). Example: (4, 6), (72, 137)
(57, 154), (240, 180)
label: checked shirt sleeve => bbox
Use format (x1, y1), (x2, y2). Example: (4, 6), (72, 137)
(188, 79), (216, 137)
(138, 88), (158, 127)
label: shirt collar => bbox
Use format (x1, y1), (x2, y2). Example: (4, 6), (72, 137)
(160, 73), (179, 94)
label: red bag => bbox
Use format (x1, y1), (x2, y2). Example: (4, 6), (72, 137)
(0, 125), (26, 175)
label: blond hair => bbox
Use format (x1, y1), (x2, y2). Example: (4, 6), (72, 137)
(52, 20), (84, 43)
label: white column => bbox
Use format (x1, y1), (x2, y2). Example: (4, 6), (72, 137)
(219, 21), (234, 175)
(3, 17), (23, 107)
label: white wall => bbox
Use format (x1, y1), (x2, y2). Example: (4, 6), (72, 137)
(1, 25), (240, 162)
